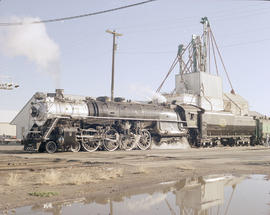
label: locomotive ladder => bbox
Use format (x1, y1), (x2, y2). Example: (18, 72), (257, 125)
(44, 118), (59, 140)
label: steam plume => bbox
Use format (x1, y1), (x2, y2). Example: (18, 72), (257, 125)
(130, 84), (167, 103)
(0, 17), (61, 87)
(151, 137), (191, 149)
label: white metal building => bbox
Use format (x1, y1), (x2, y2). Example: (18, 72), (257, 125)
(11, 96), (35, 140)
(0, 122), (16, 137)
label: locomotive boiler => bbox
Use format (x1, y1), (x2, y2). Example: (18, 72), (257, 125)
(23, 89), (187, 153)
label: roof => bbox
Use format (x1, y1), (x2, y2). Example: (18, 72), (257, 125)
(223, 93), (248, 104)
(0, 122), (15, 125)
(249, 111), (264, 118)
(175, 103), (205, 113)
(10, 95), (34, 125)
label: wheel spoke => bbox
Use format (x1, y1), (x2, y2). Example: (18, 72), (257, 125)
(81, 138), (100, 152)
(103, 129), (119, 151)
(138, 129), (151, 150)
(45, 141), (57, 153)
(120, 134), (136, 151)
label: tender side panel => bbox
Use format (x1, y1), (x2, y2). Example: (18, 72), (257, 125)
(201, 112), (256, 138)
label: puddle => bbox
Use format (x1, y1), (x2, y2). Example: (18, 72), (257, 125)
(159, 181), (176, 185)
(3, 174), (270, 215)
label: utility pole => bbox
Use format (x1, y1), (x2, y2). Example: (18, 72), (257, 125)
(106, 29), (122, 101)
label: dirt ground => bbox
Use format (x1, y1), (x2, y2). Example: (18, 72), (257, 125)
(1, 144), (270, 211)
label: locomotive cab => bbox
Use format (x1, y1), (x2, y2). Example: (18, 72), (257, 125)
(174, 104), (203, 146)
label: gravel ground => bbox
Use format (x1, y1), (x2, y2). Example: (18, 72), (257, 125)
(0, 145), (270, 211)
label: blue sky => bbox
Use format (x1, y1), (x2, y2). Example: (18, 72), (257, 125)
(0, 0), (269, 121)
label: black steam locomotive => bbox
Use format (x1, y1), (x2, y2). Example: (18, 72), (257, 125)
(23, 89), (265, 153)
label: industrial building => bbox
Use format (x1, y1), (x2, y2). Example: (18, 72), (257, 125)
(11, 95), (35, 140)
(0, 122), (16, 137)
(164, 18), (249, 116)
(0, 122), (17, 144)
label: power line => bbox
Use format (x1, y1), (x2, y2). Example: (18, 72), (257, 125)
(222, 37), (270, 48)
(117, 34), (270, 55)
(118, 51), (175, 55)
(116, 2), (266, 31)
(0, 0), (157, 26)
(114, 6), (270, 35)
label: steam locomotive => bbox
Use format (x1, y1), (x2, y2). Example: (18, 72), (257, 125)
(23, 89), (268, 153)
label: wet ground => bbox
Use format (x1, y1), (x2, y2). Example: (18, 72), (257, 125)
(1, 145), (270, 214)
(4, 174), (270, 215)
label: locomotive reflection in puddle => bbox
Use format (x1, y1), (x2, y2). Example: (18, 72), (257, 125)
(27, 174), (246, 215)
(173, 175), (245, 215)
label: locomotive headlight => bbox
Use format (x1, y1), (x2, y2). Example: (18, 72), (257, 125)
(30, 103), (46, 121)
(31, 106), (39, 118)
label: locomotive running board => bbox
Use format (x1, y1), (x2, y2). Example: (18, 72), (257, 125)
(60, 115), (186, 123)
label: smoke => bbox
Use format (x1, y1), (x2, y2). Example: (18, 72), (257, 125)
(130, 84), (167, 103)
(0, 17), (61, 87)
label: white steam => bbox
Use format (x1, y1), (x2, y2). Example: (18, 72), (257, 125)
(130, 84), (167, 103)
(151, 140), (191, 150)
(0, 17), (61, 87)
(151, 137), (190, 150)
